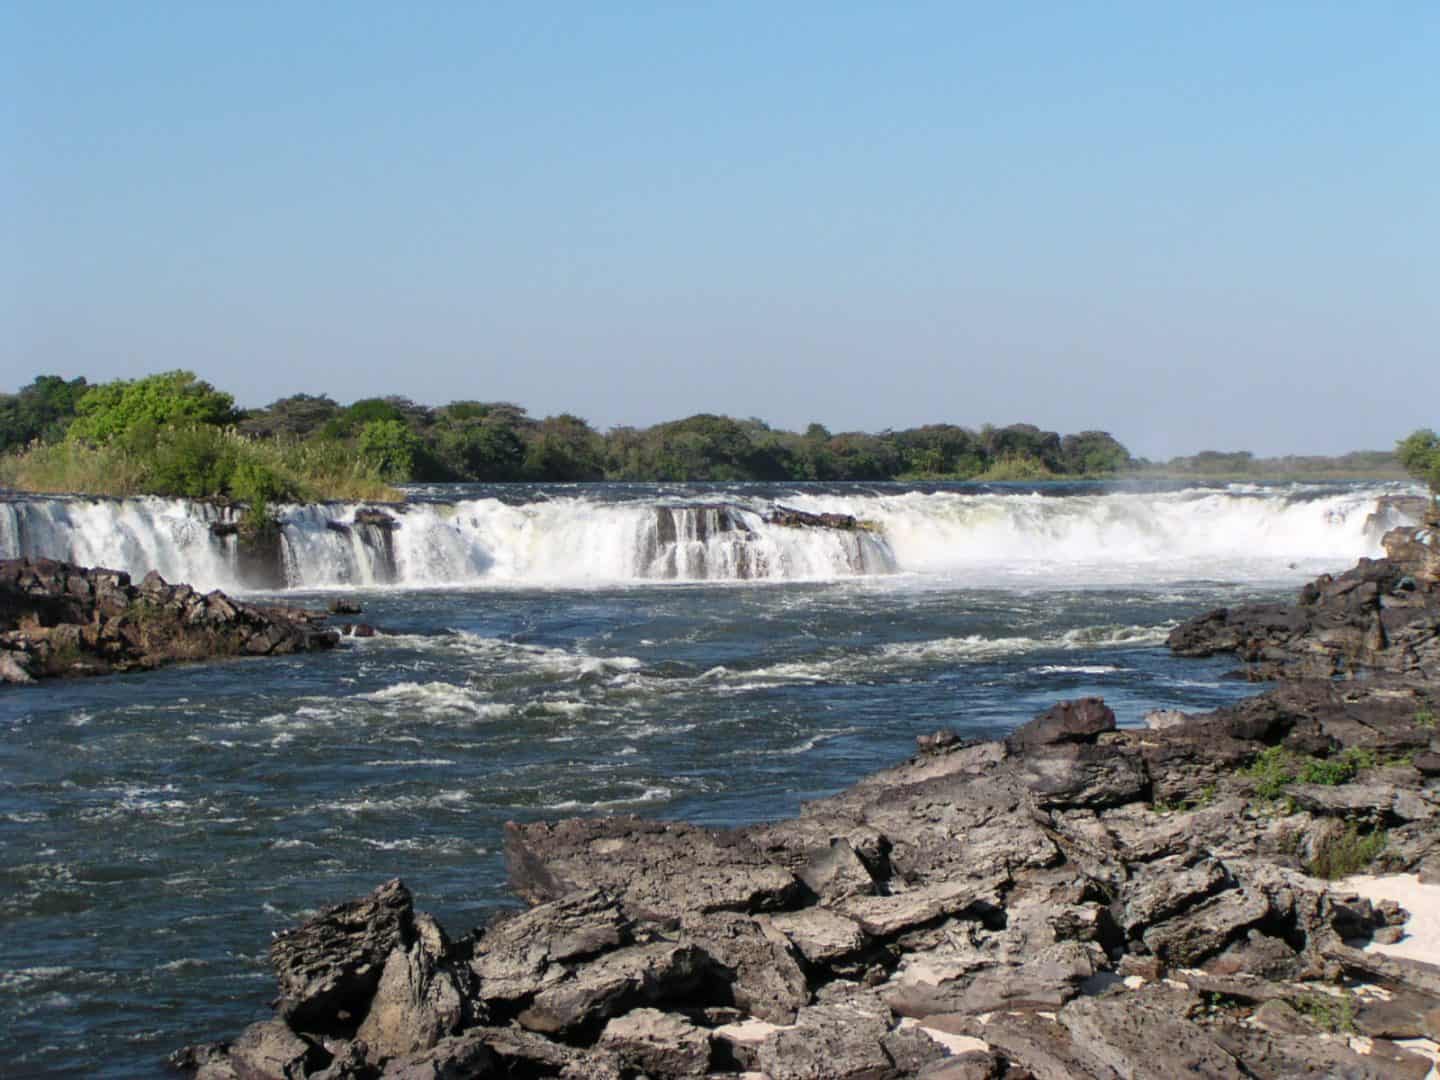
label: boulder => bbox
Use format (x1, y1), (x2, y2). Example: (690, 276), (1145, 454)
(1006, 697), (1116, 750)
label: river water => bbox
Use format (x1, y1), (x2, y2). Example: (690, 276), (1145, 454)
(0, 480), (1416, 1075)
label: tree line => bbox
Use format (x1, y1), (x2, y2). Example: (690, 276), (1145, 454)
(0, 371), (1134, 495)
(4, 370), (1428, 502)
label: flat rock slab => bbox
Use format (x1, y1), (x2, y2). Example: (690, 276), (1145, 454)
(505, 816), (801, 917)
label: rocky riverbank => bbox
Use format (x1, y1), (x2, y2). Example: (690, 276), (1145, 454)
(1169, 525), (1440, 679)
(0, 557), (342, 684)
(173, 535), (1440, 1079)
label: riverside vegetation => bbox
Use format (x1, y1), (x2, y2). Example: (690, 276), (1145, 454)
(4, 373), (1427, 509)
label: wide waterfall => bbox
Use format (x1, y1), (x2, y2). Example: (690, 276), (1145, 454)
(0, 482), (1416, 592)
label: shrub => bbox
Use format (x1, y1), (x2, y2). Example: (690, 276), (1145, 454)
(1241, 746), (1296, 800)
(1297, 755), (1358, 786)
(146, 425), (239, 497)
(1306, 823), (1387, 879)
(978, 453), (1055, 482)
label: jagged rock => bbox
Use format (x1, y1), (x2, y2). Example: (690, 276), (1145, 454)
(0, 557), (337, 684)
(760, 907), (869, 966)
(1169, 527), (1440, 677)
(1014, 740), (1149, 809)
(835, 875), (1007, 939)
(469, 889), (631, 1004)
(1139, 884), (1273, 967)
(886, 939), (1098, 1016)
(916, 729), (963, 754)
(753, 986), (900, 1079)
(795, 837), (879, 901)
(514, 941), (709, 1035)
(0, 648), (34, 684)
(355, 915), (472, 1058)
(938, 1007), (1104, 1078)
(270, 878), (416, 1035)
(1211, 1025), (1433, 1080)
(227, 1020), (329, 1078)
(680, 909), (809, 1024)
(1119, 857), (1229, 936)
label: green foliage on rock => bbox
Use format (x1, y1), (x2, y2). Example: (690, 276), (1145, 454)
(1240, 745), (1389, 801)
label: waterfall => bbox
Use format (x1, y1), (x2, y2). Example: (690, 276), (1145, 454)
(0, 484), (1414, 592)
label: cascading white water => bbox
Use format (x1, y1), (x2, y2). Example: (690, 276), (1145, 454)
(0, 485), (1414, 591)
(0, 496), (242, 589)
(772, 487), (1395, 583)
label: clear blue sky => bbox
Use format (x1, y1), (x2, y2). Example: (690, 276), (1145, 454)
(2, 2), (1435, 459)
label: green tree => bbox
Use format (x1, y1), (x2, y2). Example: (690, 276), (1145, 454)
(1060, 431), (1132, 475)
(66, 371), (236, 444)
(894, 424), (985, 477)
(0, 375), (91, 451)
(524, 414), (605, 481)
(238, 393), (340, 439)
(1397, 429), (1440, 523)
(983, 423), (1065, 473)
(357, 419), (420, 482)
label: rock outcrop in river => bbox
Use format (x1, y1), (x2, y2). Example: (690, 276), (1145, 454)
(175, 521), (1440, 1079)
(0, 557), (339, 684)
(1170, 526), (1440, 679)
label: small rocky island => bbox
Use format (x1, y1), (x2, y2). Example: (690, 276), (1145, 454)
(0, 557), (341, 684)
(169, 527), (1438, 1078)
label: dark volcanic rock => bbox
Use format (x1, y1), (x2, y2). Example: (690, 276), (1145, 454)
(766, 505), (871, 531)
(0, 557), (338, 683)
(1168, 526), (1440, 678)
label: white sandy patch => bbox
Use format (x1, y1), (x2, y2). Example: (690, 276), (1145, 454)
(1337, 873), (1440, 967)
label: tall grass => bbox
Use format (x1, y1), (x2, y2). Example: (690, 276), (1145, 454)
(0, 428), (401, 504)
